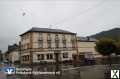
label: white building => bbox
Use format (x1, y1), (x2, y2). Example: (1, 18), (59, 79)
(5, 44), (19, 64)
(20, 27), (77, 64)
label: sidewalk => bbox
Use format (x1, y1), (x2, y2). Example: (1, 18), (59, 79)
(0, 72), (6, 79)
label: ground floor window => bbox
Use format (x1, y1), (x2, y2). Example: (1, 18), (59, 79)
(22, 55), (29, 61)
(37, 54), (44, 60)
(63, 52), (68, 58)
(46, 53), (53, 59)
(84, 52), (93, 59)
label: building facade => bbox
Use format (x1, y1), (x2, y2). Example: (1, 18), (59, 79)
(20, 27), (77, 64)
(77, 37), (101, 59)
(5, 44), (19, 64)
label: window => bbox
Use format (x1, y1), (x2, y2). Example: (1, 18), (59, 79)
(27, 43), (30, 49)
(84, 52), (93, 59)
(21, 36), (24, 41)
(25, 33), (30, 39)
(21, 45), (23, 50)
(46, 54), (53, 59)
(37, 54), (44, 60)
(27, 55), (29, 61)
(71, 40), (75, 48)
(22, 55), (29, 61)
(63, 40), (66, 48)
(47, 34), (51, 40)
(62, 35), (66, 40)
(55, 34), (58, 38)
(22, 56), (24, 61)
(38, 40), (43, 48)
(38, 33), (43, 48)
(55, 34), (59, 48)
(39, 33), (43, 40)
(55, 40), (59, 48)
(48, 41), (51, 48)
(55, 34), (59, 40)
(63, 53), (68, 58)
(71, 35), (76, 48)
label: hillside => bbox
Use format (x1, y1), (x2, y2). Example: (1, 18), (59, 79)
(90, 28), (120, 41)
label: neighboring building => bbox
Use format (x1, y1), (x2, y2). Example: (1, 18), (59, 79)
(5, 44), (19, 64)
(20, 27), (77, 64)
(77, 37), (101, 59)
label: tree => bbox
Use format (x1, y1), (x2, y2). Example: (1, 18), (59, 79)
(95, 38), (119, 77)
(95, 38), (117, 65)
(115, 41), (120, 55)
(95, 38), (116, 56)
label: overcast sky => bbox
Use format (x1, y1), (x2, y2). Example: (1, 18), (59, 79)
(0, 0), (120, 52)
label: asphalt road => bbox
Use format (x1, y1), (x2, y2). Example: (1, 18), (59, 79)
(3, 64), (120, 79)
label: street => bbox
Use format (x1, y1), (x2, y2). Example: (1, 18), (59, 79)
(3, 64), (118, 79)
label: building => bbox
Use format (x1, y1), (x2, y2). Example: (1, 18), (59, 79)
(20, 27), (77, 64)
(77, 37), (101, 59)
(5, 44), (19, 64)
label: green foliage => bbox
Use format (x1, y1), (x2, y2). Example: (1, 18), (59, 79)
(95, 38), (116, 56)
(115, 41), (120, 55)
(91, 28), (120, 41)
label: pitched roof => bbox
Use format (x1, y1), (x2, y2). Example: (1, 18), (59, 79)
(20, 27), (76, 36)
(5, 44), (18, 54)
(8, 44), (19, 52)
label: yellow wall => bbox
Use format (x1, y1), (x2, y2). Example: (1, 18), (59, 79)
(78, 41), (101, 58)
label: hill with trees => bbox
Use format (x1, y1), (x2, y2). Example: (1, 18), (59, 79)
(90, 28), (120, 41)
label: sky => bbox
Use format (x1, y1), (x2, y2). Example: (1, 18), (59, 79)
(0, 0), (120, 52)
